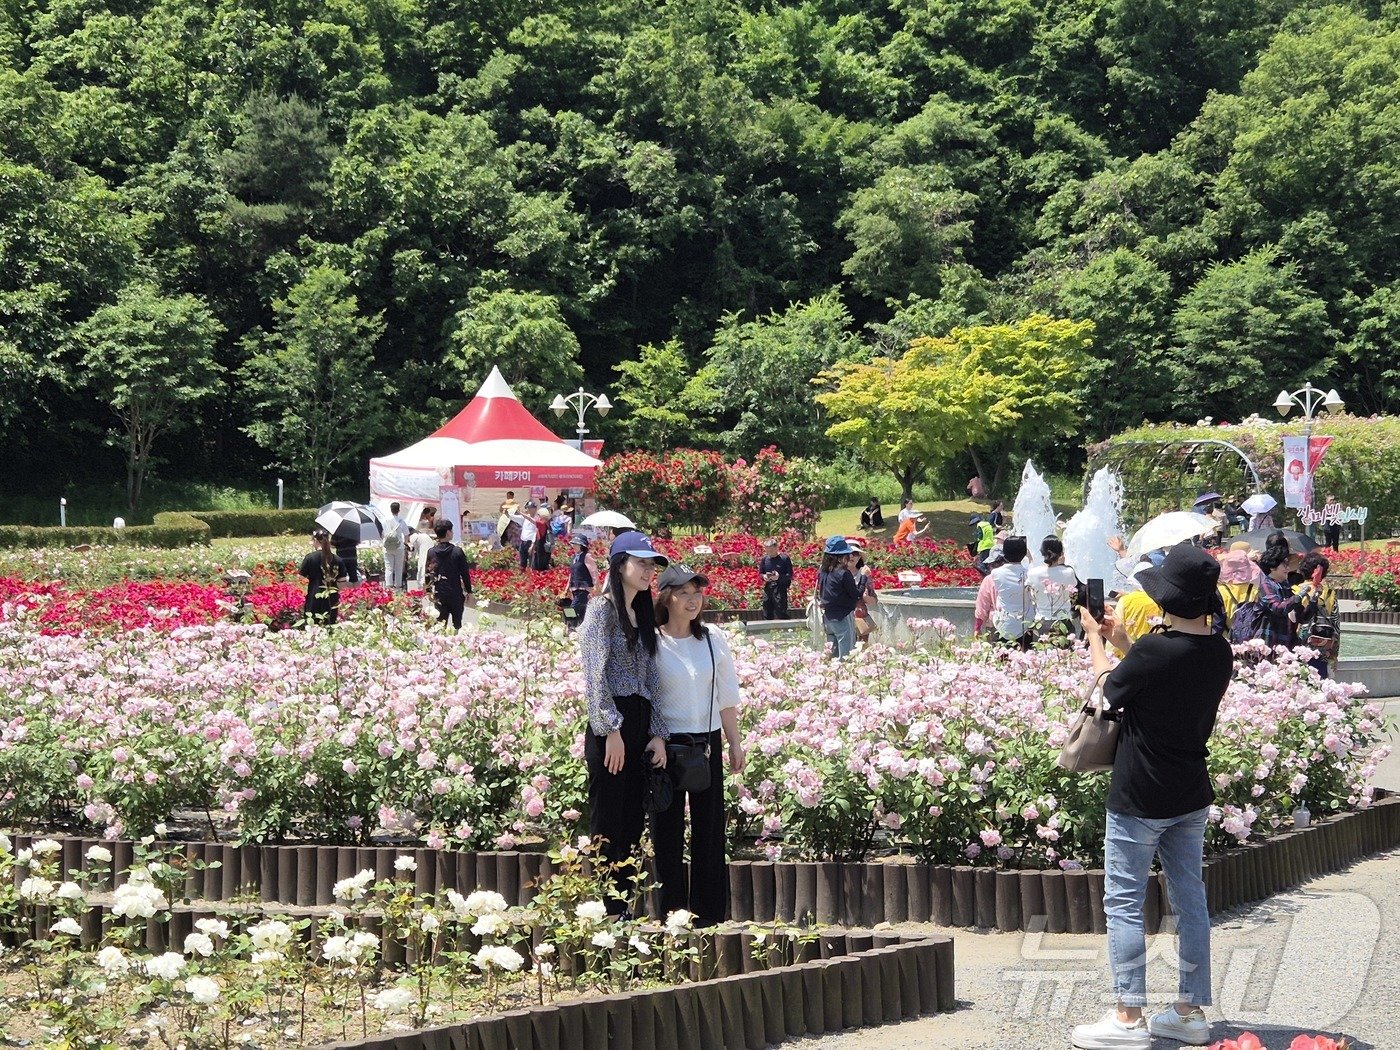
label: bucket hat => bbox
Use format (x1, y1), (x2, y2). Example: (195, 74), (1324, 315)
(1136, 542), (1222, 619)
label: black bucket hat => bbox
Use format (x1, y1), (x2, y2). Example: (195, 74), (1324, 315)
(1135, 542), (1221, 619)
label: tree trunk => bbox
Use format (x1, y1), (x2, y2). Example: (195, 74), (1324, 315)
(895, 465), (917, 503)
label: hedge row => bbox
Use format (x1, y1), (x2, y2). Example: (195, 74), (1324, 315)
(1094, 415), (1400, 532)
(186, 509), (317, 538)
(0, 512), (211, 549)
(0, 509), (319, 549)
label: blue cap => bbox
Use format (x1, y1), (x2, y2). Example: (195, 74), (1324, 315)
(823, 535), (855, 556)
(609, 533), (669, 566)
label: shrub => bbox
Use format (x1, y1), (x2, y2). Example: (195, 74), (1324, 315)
(724, 446), (828, 536)
(593, 448), (731, 530)
(186, 509), (318, 537)
(0, 513), (210, 549)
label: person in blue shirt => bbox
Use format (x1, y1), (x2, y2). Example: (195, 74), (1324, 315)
(817, 535), (862, 659)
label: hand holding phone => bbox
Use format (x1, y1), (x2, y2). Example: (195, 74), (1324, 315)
(1086, 579), (1106, 622)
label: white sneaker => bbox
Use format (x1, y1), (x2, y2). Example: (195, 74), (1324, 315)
(1148, 1006), (1211, 1044)
(1070, 1009), (1150, 1048)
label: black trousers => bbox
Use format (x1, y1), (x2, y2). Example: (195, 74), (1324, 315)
(762, 583), (790, 620)
(586, 694), (653, 916)
(567, 589), (590, 631)
(303, 596), (338, 625)
(650, 729), (728, 927)
(532, 540), (552, 571)
(436, 594), (464, 629)
(517, 541), (532, 569)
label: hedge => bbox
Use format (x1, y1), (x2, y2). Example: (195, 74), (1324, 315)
(1093, 414), (1400, 532)
(185, 509), (317, 538)
(0, 512), (211, 549)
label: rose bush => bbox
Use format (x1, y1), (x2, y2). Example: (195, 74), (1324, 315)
(0, 611), (1384, 865)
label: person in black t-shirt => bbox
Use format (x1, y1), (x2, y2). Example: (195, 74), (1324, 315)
(1071, 543), (1233, 1050)
(298, 529), (345, 626)
(425, 521), (473, 630)
(758, 538), (793, 620)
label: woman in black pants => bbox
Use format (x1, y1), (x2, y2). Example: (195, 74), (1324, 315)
(577, 533), (670, 917)
(651, 564), (746, 926)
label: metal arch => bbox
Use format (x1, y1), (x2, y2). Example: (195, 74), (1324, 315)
(1084, 438), (1264, 525)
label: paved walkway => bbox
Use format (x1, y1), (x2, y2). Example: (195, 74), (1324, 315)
(797, 701), (1400, 1050)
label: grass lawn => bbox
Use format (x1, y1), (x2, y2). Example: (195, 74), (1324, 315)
(816, 498), (1078, 541)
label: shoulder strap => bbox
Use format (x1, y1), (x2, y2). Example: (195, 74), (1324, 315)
(705, 628), (717, 740)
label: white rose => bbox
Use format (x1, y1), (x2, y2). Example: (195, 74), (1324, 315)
(95, 946), (129, 974)
(351, 930), (378, 952)
(394, 855), (417, 872)
(321, 936), (351, 963)
(195, 919), (229, 940)
(31, 838), (62, 856)
(332, 877), (367, 902)
(249, 920), (293, 952)
(19, 877), (54, 901)
(420, 912), (441, 934)
(185, 976), (220, 1005)
(664, 909), (694, 934)
(183, 933), (215, 958)
(50, 917), (83, 937)
(628, 935), (652, 957)
(445, 890), (469, 916)
(153, 823), (168, 837)
(472, 945), (524, 972)
(86, 845), (113, 864)
(464, 890), (508, 915)
(144, 952), (186, 981)
(55, 881), (85, 901)
(372, 987), (414, 1013)
(590, 931), (617, 950)
(0, 832), (11, 854)
(471, 913), (507, 937)
(535, 943), (556, 957)
(575, 900), (607, 924)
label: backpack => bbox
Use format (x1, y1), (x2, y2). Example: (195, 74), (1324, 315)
(1228, 585), (1268, 643)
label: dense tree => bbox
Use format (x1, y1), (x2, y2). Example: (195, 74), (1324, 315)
(240, 265), (389, 502)
(75, 284), (225, 512)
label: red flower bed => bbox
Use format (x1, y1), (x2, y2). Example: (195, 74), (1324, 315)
(0, 577), (399, 634)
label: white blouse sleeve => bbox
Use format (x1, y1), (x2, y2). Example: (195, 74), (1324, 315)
(708, 627), (742, 711)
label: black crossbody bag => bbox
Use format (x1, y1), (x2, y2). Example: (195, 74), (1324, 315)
(667, 630), (717, 794)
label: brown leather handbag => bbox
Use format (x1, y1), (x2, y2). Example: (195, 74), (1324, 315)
(1057, 671), (1119, 772)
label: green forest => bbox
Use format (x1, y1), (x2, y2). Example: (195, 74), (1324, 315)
(3, 0), (1399, 512)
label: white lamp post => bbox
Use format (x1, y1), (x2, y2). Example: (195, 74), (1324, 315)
(550, 388), (612, 448)
(59, 497), (67, 527)
(1274, 383), (1344, 533)
(277, 477), (284, 511)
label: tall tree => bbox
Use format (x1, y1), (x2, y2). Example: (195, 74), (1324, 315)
(610, 340), (719, 449)
(76, 284), (225, 513)
(444, 285), (585, 410)
(241, 265), (389, 503)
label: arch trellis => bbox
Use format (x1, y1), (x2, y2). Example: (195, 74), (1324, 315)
(1085, 439), (1264, 528)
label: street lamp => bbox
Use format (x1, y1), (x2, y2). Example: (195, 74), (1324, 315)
(1274, 383), (1344, 532)
(550, 387), (612, 446)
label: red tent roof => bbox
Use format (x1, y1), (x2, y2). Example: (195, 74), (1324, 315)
(430, 366), (564, 444)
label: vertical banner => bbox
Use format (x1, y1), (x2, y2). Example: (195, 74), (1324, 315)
(437, 485), (464, 541)
(1282, 436), (1333, 509)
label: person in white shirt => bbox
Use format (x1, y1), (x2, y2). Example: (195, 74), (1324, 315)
(1027, 535), (1079, 645)
(990, 535), (1033, 649)
(650, 563), (745, 927)
(896, 498), (916, 523)
(382, 501), (412, 589)
(410, 507), (436, 593)
(508, 503), (540, 570)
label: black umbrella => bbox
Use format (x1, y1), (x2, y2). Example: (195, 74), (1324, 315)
(315, 501), (385, 544)
(1230, 528), (1319, 555)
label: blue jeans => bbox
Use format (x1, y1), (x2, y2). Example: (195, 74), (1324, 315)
(1104, 807), (1212, 1007)
(824, 613), (856, 659)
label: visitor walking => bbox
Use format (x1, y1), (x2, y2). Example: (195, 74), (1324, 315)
(566, 532), (599, 631)
(577, 533), (671, 917)
(1027, 536), (1078, 644)
(532, 506), (555, 570)
(759, 537), (793, 620)
(1071, 543), (1234, 1050)
(651, 564), (746, 927)
(383, 501), (411, 589)
(410, 509), (436, 593)
(425, 520), (473, 630)
(298, 528), (344, 626)
(989, 536), (1033, 649)
(817, 535), (861, 660)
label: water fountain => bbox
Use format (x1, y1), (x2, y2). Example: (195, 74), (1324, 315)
(1010, 460), (1058, 565)
(1062, 467), (1124, 590)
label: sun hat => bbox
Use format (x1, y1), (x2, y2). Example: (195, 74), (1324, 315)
(984, 546), (1006, 567)
(823, 535), (855, 556)
(656, 563), (709, 590)
(571, 532), (592, 548)
(609, 533), (669, 566)
(1217, 548), (1257, 584)
(1135, 542), (1222, 619)
(968, 514), (982, 527)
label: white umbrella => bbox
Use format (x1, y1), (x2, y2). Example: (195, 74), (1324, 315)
(1241, 494), (1277, 516)
(1127, 511), (1219, 557)
(315, 501), (385, 544)
(581, 510), (635, 529)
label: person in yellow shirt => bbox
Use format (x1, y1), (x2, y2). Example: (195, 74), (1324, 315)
(1113, 587), (1162, 655)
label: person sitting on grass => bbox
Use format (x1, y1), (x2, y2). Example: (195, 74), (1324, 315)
(859, 498), (884, 530)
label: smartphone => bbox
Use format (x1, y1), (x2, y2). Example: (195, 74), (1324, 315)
(1086, 578), (1105, 622)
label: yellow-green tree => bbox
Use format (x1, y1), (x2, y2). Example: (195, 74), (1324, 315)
(816, 315), (1093, 498)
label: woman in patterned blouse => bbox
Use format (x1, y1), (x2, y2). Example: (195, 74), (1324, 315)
(577, 532), (671, 917)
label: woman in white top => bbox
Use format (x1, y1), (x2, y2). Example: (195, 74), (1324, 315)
(650, 563), (746, 927)
(1027, 535), (1080, 645)
(989, 535), (1033, 649)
